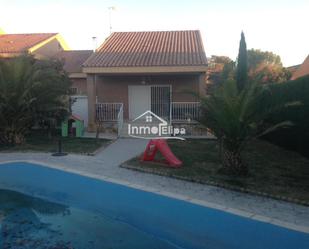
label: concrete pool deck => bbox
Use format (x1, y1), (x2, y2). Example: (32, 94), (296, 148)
(0, 138), (308, 233)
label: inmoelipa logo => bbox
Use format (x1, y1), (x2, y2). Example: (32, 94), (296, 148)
(128, 110), (186, 140)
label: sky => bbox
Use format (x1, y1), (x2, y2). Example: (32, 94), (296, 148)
(1, 0), (308, 66)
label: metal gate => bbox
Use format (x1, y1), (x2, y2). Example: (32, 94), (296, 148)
(150, 85), (171, 121)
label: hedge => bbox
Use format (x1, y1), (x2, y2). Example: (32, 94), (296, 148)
(261, 75), (309, 157)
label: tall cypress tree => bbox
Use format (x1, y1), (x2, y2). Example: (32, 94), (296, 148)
(236, 31), (248, 91)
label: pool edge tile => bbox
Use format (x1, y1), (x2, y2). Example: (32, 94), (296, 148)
(225, 207), (255, 218)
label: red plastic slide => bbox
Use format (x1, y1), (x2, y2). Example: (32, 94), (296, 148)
(141, 139), (182, 168)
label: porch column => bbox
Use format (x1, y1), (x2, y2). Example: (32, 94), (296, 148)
(198, 72), (207, 97)
(87, 74), (96, 132)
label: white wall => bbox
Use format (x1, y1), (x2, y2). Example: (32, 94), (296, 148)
(71, 96), (88, 127)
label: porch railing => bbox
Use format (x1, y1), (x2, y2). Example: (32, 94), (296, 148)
(171, 102), (200, 122)
(96, 102), (201, 123)
(96, 103), (123, 121)
(117, 104), (124, 137)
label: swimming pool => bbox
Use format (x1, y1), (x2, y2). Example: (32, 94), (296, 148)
(0, 162), (308, 249)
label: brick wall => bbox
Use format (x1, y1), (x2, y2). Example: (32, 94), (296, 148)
(95, 74), (203, 119)
(70, 78), (87, 95)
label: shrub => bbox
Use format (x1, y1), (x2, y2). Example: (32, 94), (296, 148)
(0, 56), (71, 145)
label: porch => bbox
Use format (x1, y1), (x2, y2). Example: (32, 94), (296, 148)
(95, 102), (203, 137)
(86, 73), (206, 133)
(95, 102), (201, 123)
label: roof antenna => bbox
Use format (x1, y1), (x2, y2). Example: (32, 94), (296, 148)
(108, 6), (116, 34)
(92, 36), (97, 52)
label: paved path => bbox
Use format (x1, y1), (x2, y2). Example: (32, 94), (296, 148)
(95, 138), (148, 165)
(0, 138), (308, 232)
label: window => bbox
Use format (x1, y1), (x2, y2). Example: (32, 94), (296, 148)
(69, 87), (78, 95)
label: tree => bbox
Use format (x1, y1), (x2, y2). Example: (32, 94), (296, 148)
(0, 56), (71, 145)
(236, 31), (248, 91)
(206, 56), (235, 94)
(248, 49), (282, 69)
(200, 80), (292, 175)
(247, 49), (291, 84)
(221, 60), (235, 81)
(211, 55), (233, 65)
(210, 56), (235, 81)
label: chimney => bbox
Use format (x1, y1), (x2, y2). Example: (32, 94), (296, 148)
(92, 36), (97, 52)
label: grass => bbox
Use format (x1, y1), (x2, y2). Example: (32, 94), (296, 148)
(0, 132), (110, 154)
(125, 139), (309, 203)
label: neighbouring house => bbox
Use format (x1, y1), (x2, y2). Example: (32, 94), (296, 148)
(291, 55), (309, 80)
(0, 32), (69, 58)
(83, 30), (208, 133)
(0, 30), (93, 127)
(54, 50), (93, 127)
(286, 64), (301, 76)
(54, 50), (93, 95)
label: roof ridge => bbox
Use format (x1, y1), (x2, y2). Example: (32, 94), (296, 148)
(1, 32), (58, 35)
(111, 30), (200, 34)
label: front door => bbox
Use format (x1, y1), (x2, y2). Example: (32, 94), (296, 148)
(128, 85), (171, 120)
(128, 85), (151, 119)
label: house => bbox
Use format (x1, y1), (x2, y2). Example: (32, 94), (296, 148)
(83, 30), (208, 133)
(0, 31), (93, 126)
(291, 55), (309, 80)
(0, 32), (69, 58)
(0, 32), (92, 92)
(54, 50), (93, 127)
(54, 50), (93, 95)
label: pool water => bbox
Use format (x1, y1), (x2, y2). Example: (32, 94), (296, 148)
(0, 189), (176, 249)
(0, 162), (308, 249)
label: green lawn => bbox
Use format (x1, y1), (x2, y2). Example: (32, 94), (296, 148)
(0, 133), (110, 154)
(125, 139), (309, 203)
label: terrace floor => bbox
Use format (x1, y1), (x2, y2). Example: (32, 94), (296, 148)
(0, 138), (308, 233)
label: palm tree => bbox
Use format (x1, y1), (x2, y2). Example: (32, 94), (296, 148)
(0, 56), (71, 145)
(200, 80), (292, 175)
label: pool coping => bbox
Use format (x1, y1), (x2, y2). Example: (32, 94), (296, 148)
(0, 159), (308, 234)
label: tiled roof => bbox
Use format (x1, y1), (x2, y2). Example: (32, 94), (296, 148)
(0, 33), (57, 53)
(54, 50), (93, 73)
(83, 30), (207, 67)
(291, 55), (309, 80)
(286, 64), (301, 75)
